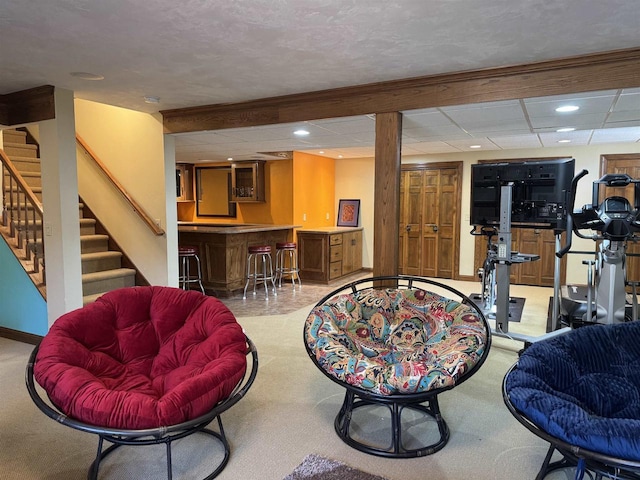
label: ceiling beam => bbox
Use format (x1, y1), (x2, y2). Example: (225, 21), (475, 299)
(161, 48), (640, 134)
(0, 85), (56, 126)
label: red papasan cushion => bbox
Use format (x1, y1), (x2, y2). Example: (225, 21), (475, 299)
(34, 286), (248, 430)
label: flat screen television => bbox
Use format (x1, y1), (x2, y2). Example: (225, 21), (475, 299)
(470, 158), (575, 230)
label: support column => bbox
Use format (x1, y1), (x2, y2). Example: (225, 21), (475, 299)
(373, 112), (402, 277)
(40, 88), (83, 327)
(163, 133), (179, 287)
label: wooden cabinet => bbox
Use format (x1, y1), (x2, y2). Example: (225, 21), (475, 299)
(176, 164), (194, 201)
(473, 228), (566, 287)
(298, 228), (363, 283)
(231, 161), (265, 202)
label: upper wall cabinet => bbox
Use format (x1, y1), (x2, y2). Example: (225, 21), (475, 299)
(231, 161), (265, 202)
(176, 163), (194, 201)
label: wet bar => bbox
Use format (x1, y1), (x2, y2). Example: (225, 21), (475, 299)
(178, 223), (297, 297)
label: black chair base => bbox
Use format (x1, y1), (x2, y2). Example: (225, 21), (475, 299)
(334, 388), (450, 458)
(27, 336), (258, 480)
(89, 416), (229, 480)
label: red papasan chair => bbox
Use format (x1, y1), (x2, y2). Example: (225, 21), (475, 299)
(26, 286), (257, 480)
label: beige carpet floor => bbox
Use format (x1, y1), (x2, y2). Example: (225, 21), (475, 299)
(0, 280), (576, 480)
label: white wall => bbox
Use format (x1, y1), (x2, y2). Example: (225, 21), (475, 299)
(74, 99), (172, 285)
(335, 142), (640, 283)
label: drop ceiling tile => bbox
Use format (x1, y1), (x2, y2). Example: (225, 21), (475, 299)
(525, 95), (616, 118)
(530, 113), (608, 130)
(442, 103), (527, 127)
(444, 138), (499, 151)
(539, 130), (592, 147)
(402, 109), (453, 127)
(590, 127), (640, 143)
(403, 141), (462, 154)
(488, 134), (542, 149)
(526, 90), (619, 104)
(613, 92), (640, 112)
(403, 125), (469, 140)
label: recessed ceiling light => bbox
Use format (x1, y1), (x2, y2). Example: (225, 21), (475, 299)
(470, 145), (482, 149)
(144, 96), (160, 104)
(338, 155), (343, 158)
(558, 139), (571, 143)
(555, 105), (579, 113)
(319, 150), (325, 154)
(556, 127), (576, 132)
(227, 157), (233, 161)
(293, 129), (310, 136)
(70, 71), (104, 81)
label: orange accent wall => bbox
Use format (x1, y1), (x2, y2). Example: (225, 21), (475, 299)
(182, 160), (295, 228)
(293, 152), (335, 228)
(240, 160), (293, 224)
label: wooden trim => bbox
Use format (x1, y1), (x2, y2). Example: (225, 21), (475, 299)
(0, 85), (55, 126)
(161, 48), (640, 133)
(373, 112), (402, 277)
(0, 326), (42, 345)
(76, 134), (165, 236)
(401, 161), (461, 171)
(600, 153), (640, 176)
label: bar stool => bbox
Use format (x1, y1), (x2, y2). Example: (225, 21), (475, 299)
(178, 245), (205, 294)
(243, 245), (277, 300)
(275, 242), (301, 289)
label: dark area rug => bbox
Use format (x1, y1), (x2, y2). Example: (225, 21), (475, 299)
(470, 294), (526, 322)
(283, 454), (389, 480)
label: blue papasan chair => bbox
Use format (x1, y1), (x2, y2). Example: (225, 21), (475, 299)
(503, 321), (640, 480)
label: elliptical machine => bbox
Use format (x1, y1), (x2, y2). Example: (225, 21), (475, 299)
(558, 172), (640, 325)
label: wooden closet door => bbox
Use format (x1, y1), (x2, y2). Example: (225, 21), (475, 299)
(399, 170), (423, 276)
(399, 163), (461, 279)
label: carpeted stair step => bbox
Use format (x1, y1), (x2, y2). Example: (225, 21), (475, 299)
(3, 142), (38, 159)
(2, 129), (27, 144)
(81, 251), (123, 274)
(82, 268), (136, 297)
(6, 185), (43, 202)
(3, 170), (42, 188)
(4, 156), (41, 173)
(80, 234), (109, 253)
(79, 218), (96, 235)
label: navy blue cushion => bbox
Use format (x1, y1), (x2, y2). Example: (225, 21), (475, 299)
(505, 322), (640, 461)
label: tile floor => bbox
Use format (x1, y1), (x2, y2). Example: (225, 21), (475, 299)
(219, 271), (372, 317)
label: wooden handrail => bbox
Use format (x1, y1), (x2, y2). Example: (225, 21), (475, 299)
(1, 148), (45, 274)
(76, 134), (165, 236)
(1, 150), (43, 214)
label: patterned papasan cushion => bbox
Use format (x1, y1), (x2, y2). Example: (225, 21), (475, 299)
(34, 286), (248, 430)
(505, 321), (640, 462)
(304, 288), (489, 395)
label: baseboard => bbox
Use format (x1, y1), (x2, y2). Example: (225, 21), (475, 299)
(458, 275), (477, 282)
(0, 326), (42, 345)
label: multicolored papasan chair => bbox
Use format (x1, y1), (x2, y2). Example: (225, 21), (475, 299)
(304, 275), (491, 457)
(26, 286), (257, 480)
(503, 321), (640, 480)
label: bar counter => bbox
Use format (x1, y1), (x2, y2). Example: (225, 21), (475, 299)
(178, 223), (298, 297)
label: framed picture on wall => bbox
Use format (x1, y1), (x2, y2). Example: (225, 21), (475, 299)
(337, 199), (360, 227)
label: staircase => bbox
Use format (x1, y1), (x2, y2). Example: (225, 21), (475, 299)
(1, 128), (137, 304)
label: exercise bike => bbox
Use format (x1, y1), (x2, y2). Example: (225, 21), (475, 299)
(557, 172), (640, 326)
(472, 226), (499, 314)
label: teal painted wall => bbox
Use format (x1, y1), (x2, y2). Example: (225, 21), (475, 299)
(0, 240), (48, 336)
